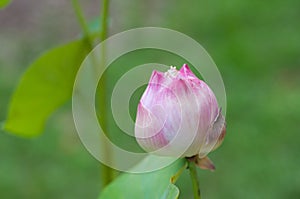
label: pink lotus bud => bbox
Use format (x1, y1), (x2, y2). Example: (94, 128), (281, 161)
(135, 64), (226, 159)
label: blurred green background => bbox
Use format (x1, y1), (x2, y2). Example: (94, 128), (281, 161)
(1, 0), (300, 198)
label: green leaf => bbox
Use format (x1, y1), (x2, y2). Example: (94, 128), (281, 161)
(0, 0), (11, 9)
(98, 158), (186, 199)
(4, 40), (90, 137)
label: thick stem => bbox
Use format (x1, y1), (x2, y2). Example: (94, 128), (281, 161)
(188, 161), (201, 199)
(99, 0), (113, 187)
(72, 0), (112, 187)
(100, 0), (109, 41)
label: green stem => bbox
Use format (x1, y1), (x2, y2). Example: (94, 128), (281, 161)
(71, 0), (93, 49)
(188, 161), (201, 199)
(72, 0), (112, 187)
(71, 0), (112, 187)
(171, 161), (188, 184)
(100, 0), (109, 42)
(99, 0), (113, 187)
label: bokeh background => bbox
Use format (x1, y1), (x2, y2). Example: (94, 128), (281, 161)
(1, 0), (300, 198)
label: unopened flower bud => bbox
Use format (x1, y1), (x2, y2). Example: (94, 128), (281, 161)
(135, 64), (226, 159)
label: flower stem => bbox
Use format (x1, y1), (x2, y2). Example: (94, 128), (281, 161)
(100, 0), (109, 41)
(188, 161), (201, 199)
(72, 0), (112, 188)
(99, 0), (113, 187)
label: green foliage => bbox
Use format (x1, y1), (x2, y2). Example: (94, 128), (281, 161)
(4, 40), (90, 137)
(0, 0), (11, 9)
(98, 159), (185, 199)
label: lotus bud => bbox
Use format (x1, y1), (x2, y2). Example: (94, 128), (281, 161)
(135, 64), (226, 163)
